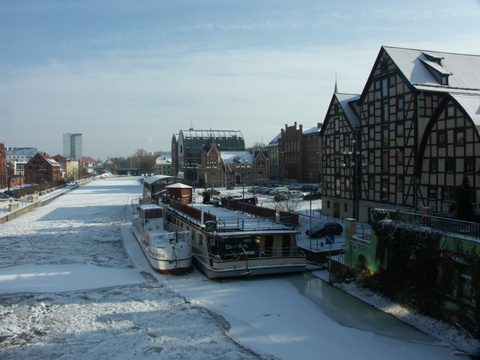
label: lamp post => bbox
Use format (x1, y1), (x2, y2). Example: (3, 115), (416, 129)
(342, 139), (363, 220)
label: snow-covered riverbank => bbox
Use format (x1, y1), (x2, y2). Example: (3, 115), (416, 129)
(0, 177), (478, 359)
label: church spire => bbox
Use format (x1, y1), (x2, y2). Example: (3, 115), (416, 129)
(334, 72), (338, 93)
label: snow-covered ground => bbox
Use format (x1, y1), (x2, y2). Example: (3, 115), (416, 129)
(0, 177), (478, 359)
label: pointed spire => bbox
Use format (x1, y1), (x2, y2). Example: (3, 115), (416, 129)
(334, 72), (338, 93)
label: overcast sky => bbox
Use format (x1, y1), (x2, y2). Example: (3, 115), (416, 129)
(1, 0), (479, 160)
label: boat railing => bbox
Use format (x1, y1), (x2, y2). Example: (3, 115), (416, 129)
(215, 216), (293, 231)
(203, 246), (304, 262)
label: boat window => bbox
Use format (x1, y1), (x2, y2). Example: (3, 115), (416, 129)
(198, 234), (204, 246)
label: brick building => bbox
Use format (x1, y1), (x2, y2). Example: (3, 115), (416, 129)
(25, 152), (62, 184)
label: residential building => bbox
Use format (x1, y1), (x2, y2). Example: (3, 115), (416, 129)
(321, 46), (480, 221)
(80, 156), (97, 176)
(155, 154), (172, 176)
(63, 133), (82, 160)
(25, 152), (62, 184)
(320, 92), (361, 219)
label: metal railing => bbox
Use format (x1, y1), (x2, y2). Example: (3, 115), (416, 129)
(377, 209), (480, 240)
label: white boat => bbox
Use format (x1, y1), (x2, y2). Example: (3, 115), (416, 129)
(132, 203), (192, 275)
(163, 199), (306, 279)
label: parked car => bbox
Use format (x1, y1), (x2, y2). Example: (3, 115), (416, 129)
(3, 190), (17, 198)
(274, 192), (289, 202)
(303, 192), (322, 200)
(270, 187), (289, 195)
(305, 222), (343, 238)
(287, 190), (304, 199)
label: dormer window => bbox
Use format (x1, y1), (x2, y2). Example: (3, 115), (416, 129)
(422, 52), (444, 65)
(420, 56), (452, 86)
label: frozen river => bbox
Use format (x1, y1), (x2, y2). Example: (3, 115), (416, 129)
(0, 177), (476, 359)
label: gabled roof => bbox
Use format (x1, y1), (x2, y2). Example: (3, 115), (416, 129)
(336, 93), (361, 130)
(384, 46), (480, 93)
(36, 152), (61, 167)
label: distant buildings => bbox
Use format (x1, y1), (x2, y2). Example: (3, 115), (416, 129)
(172, 129), (245, 182)
(63, 133), (82, 160)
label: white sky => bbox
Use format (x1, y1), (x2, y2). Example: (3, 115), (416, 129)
(1, 0), (480, 160)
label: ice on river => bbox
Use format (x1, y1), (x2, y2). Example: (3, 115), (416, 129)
(0, 177), (478, 359)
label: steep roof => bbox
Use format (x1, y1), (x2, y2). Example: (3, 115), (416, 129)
(336, 93), (361, 130)
(384, 46), (480, 93)
(39, 152), (61, 167)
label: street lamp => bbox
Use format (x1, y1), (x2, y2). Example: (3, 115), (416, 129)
(342, 139), (364, 220)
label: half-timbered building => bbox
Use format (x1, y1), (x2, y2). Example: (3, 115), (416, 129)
(320, 93), (361, 219)
(321, 46), (480, 221)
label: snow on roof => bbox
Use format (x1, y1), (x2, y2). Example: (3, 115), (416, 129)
(266, 133), (282, 147)
(7, 147), (38, 155)
(220, 151), (254, 164)
(303, 126), (321, 135)
(336, 93), (361, 130)
(166, 183), (192, 189)
(384, 46), (480, 90)
(156, 154), (172, 165)
(144, 175), (174, 184)
(450, 93), (480, 126)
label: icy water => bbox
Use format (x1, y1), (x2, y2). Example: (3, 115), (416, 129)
(287, 272), (440, 344)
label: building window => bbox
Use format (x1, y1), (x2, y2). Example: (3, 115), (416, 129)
(334, 118), (339, 132)
(369, 127), (375, 140)
(382, 103), (390, 122)
(397, 123), (404, 136)
(446, 158), (456, 173)
(368, 175), (374, 190)
(397, 97), (404, 110)
(438, 131), (447, 147)
(381, 178), (389, 201)
(382, 78), (389, 97)
(456, 130), (465, 146)
(430, 158), (438, 172)
(369, 103), (375, 116)
(428, 186), (437, 200)
(396, 149), (404, 165)
(465, 157), (475, 173)
(389, 74), (396, 86)
(381, 152), (389, 172)
(382, 127), (389, 146)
